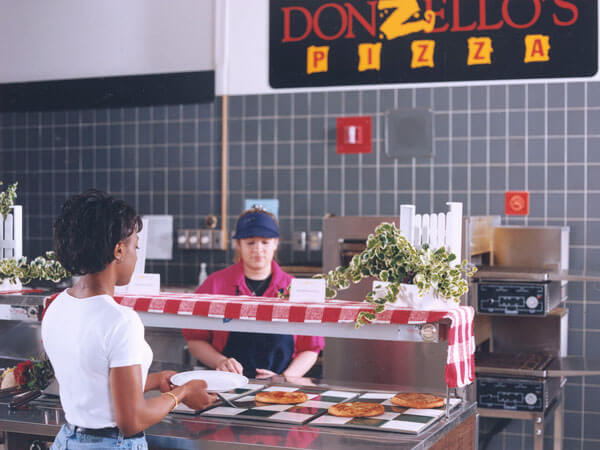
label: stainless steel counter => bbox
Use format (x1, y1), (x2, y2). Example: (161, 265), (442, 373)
(0, 290), (54, 306)
(0, 379), (477, 450)
(0, 293), (476, 448)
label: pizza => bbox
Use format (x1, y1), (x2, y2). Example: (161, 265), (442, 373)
(390, 393), (445, 409)
(328, 402), (385, 417)
(254, 391), (308, 404)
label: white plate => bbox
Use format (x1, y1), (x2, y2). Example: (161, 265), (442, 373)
(170, 370), (249, 393)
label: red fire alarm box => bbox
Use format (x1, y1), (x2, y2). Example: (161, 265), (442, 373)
(336, 116), (372, 154)
(505, 191), (530, 215)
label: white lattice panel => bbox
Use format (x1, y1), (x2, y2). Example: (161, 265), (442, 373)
(399, 202), (462, 263)
(0, 205), (23, 259)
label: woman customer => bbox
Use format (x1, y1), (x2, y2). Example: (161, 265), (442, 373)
(183, 207), (324, 379)
(42, 190), (215, 449)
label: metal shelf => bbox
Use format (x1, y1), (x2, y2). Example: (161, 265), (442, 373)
(139, 311), (449, 343)
(474, 266), (600, 282)
(0, 291), (449, 343)
(0, 291), (49, 307)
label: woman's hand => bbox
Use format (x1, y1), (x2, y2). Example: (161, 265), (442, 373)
(144, 370), (178, 393)
(181, 379), (217, 410)
(255, 368), (277, 379)
(216, 357), (243, 374)
(157, 370), (177, 393)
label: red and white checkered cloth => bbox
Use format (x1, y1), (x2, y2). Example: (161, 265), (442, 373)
(44, 292), (475, 388)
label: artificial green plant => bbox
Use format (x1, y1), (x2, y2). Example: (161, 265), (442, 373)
(0, 182), (70, 286)
(0, 251), (70, 285)
(0, 181), (18, 220)
(315, 222), (476, 327)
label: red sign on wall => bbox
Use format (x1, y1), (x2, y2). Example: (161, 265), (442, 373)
(505, 191), (530, 215)
(336, 116), (372, 154)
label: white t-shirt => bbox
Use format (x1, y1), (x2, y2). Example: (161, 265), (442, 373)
(41, 290), (153, 428)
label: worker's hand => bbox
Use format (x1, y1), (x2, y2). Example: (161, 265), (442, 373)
(216, 357), (243, 374)
(181, 379), (217, 411)
(157, 370), (178, 393)
(255, 368), (277, 379)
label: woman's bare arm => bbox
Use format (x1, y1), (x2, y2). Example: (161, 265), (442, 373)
(282, 351), (319, 377)
(111, 365), (214, 436)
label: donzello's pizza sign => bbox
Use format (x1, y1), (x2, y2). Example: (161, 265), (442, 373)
(269, 0), (597, 88)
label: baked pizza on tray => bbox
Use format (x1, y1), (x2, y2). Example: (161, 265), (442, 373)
(254, 390), (308, 404)
(328, 401), (385, 417)
(390, 393), (445, 409)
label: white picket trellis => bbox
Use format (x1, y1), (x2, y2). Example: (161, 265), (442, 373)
(373, 202), (464, 309)
(399, 202), (462, 264)
(0, 205), (23, 260)
(0, 205), (23, 290)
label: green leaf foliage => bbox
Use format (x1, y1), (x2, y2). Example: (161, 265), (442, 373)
(317, 222), (476, 327)
(0, 251), (70, 285)
(0, 181), (18, 221)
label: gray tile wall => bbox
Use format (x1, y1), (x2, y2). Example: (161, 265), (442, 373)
(2, 81), (600, 447)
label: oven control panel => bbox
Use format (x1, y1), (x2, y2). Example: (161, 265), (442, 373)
(476, 282), (547, 315)
(477, 377), (544, 411)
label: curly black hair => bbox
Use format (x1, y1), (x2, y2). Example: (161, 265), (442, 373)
(53, 189), (143, 275)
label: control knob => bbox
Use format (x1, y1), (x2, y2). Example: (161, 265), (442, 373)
(526, 296), (539, 309)
(525, 393), (538, 405)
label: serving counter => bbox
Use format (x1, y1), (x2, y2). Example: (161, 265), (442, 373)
(0, 377), (477, 450)
(0, 290), (478, 448)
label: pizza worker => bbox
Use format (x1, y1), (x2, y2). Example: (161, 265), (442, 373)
(42, 190), (215, 449)
(183, 207), (324, 379)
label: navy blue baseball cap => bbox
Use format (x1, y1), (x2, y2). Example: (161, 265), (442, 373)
(233, 210), (279, 239)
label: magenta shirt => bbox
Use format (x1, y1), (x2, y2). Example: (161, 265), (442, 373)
(182, 261), (325, 357)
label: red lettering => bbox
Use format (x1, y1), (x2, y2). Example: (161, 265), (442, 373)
(502, 0), (541, 29)
(424, 0), (449, 33)
(313, 3), (348, 41)
(478, 0), (503, 30)
(531, 39), (544, 57)
(418, 44), (429, 62)
(553, 0), (578, 26)
(474, 41), (486, 59)
(451, 0), (477, 31)
(345, 1), (377, 38)
(313, 50), (326, 67)
(282, 7), (312, 43)
(368, 47), (372, 64)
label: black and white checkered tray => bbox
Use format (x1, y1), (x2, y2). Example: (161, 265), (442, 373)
(200, 385), (359, 424)
(310, 392), (461, 434)
(172, 382), (266, 414)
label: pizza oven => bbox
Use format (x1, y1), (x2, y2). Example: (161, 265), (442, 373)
(465, 222), (600, 450)
(322, 215), (600, 449)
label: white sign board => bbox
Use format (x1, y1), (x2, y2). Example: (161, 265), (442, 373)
(288, 278), (326, 303)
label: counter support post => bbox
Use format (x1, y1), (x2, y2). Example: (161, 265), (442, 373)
(474, 414), (480, 450)
(533, 413), (544, 450)
(446, 387), (457, 419)
(553, 398), (563, 450)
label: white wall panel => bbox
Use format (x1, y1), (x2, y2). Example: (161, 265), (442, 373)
(0, 0), (214, 83)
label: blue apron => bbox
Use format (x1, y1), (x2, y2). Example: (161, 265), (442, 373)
(223, 331), (294, 379)
(223, 280), (295, 378)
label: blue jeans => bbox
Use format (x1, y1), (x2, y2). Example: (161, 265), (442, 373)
(51, 424), (148, 449)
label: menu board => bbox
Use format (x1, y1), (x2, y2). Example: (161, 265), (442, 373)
(269, 0), (598, 88)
